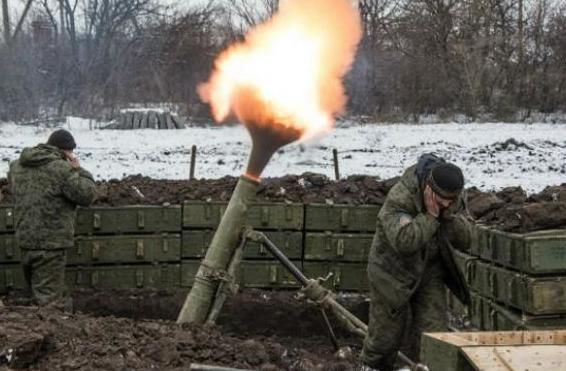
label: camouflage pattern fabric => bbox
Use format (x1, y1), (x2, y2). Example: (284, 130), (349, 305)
(9, 143), (95, 305)
(362, 161), (473, 369)
(21, 249), (67, 305)
(8, 144), (96, 250)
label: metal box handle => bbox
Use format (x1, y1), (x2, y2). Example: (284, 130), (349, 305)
(6, 269), (14, 287)
(269, 265), (278, 284)
(162, 237), (169, 253)
(93, 212), (101, 229)
(92, 242), (100, 260)
(91, 271), (99, 286)
(5, 208), (13, 229)
(324, 231), (332, 251)
(336, 239), (345, 258)
(137, 211), (145, 229)
(136, 270), (144, 287)
(333, 267), (341, 288)
(261, 206), (270, 226)
(136, 240), (145, 259)
(284, 205), (293, 221)
(259, 242), (267, 256)
(340, 209), (349, 228)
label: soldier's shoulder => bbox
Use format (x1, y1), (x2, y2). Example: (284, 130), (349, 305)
(45, 158), (74, 177)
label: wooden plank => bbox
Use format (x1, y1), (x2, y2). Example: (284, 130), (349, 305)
(305, 204), (380, 232)
(461, 345), (566, 371)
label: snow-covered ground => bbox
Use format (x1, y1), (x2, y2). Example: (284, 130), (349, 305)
(1, 118), (565, 193)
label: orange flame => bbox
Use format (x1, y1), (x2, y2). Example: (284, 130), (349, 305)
(198, 0), (362, 139)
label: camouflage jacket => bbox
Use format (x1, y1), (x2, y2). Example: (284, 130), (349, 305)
(368, 162), (473, 313)
(8, 144), (96, 250)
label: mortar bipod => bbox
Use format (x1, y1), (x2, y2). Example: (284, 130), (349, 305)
(243, 228), (429, 371)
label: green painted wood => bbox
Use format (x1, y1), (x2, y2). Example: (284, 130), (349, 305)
(180, 260), (301, 288)
(305, 204), (379, 232)
(0, 264), (25, 293)
(489, 300), (566, 331)
(76, 206), (182, 235)
(304, 232), (373, 262)
(451, 248), (478, 286)
(183, 201), (304, 230)
(181, 230), (302, 260)
(67, 264), (180, 289)
(0, 206), (14, 233)
(489, 264), (566, 315)
(490, 229), (566, 274)
(420, 334), (474, 371)
(70, 234), (181, 265)
(0, 234), (20, 263)
(302, 262), (368, 291)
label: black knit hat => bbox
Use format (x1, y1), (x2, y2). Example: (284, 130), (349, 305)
(428, 163), (464, 199)
(47, 129), (76, 150)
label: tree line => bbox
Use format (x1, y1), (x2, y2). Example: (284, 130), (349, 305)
(1, 0), (565, 122)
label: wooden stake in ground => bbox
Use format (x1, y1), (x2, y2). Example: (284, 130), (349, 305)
(333, 148), (340, 180)
(190, 145), (197, 180)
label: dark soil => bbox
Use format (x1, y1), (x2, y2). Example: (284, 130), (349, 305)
(1, 289), (365, 371)
(3, 174), (566, 232)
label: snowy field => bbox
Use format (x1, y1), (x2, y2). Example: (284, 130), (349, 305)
(1, 118), (565, 193)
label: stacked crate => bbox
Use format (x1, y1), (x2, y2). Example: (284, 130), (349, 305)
(0, 206), (24, 293)
(302, 204), (380, 291)
(181, 201), (304, 289)
(457, 225), (566, 330)
(67, 205), (182, 289)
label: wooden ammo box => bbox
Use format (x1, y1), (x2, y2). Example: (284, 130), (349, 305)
(470, 260), (494, 299)
(473, 262), (566, 315)
(451, 247), (478, 286)
(304, 232), (373, 262)
(69, 234), (181, 265)
(470, 224), (491, 257)
(67, 264), (180, 289)
(488, 299), (566, 331)
(303, 262), (368, 291)
(182, 230), (302, 260)
(490, 264), (566, 315)
(305, 204), (379, 232)
(0, 234), (20, 262)
(421, 330), (566, 371)
(76, 205), (182, 235)
(486, 228), (566, 274)
(180, 260), (301, 288)
(0, 206), (14, 233)
(0, 264), (25, 293)
(183, 201), (303, 230)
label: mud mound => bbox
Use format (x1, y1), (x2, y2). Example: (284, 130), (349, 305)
(0, 291), (360, 371)
(4, 172), (566, 232)
(0, 174), (397, 206)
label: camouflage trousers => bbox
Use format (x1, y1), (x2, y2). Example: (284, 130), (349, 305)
(21, 249), (67, 306)
(361, 268), (447, 371)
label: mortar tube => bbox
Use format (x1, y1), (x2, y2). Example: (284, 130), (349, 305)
(177, 175), (259, 324)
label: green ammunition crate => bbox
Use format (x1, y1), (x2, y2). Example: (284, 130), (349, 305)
(469, 291), (484, 330)
(488, 228), (566, 274)
(180, 260), (301, 288)
(303, 262), (368, 291)
(0, 234), (20, 262)
(304, 232), (373, 262)
(183, 201), (303, 230)
(305, 204), (379, 232)
(489, 264), (566, 315)
(471, 260), (495, 299)
(470, 224), (491, 257)
(70, 234), (181, 265)
(76, 206), (182, 235)
(182, 230), (302, 259)
(0, 264), (25, 293)
(67, 264), (180, 289)
(451, 248), (478, 286)
(238, 260), (301, 288)
(0, 207), (14, 233)
(488, 300), (566, 331)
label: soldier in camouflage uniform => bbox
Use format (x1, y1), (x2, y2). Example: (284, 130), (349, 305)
(8, 129), (96, 306)
(361, 154), (473, 371)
